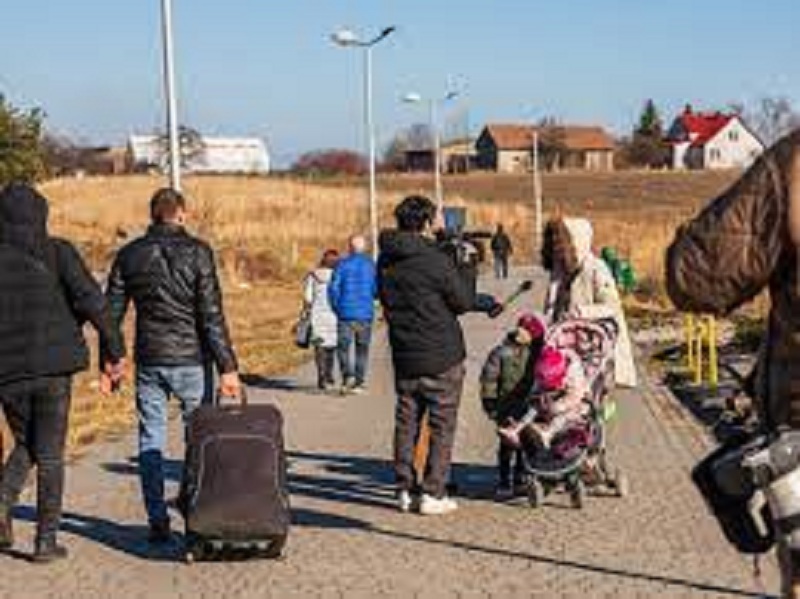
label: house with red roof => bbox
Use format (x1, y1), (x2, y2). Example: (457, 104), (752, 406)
(666, 106), (764, 170)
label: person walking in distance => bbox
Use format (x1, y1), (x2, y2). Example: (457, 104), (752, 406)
(379, 195), (502, 515)
(490, 224), (513, 280)
(0, 182), (125, 562)
(105, 188), (241, 544)
(328, 235), (377, 394)
(303, 249), (340, 392)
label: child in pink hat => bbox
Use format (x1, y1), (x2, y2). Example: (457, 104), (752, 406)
(498, 346), (590, 450)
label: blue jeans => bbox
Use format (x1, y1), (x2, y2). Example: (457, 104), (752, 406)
(136, 365), (206, 525)
(337, 321), (373, 386)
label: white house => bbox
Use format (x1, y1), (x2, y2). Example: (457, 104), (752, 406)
(667, 106), (764, 170)
(127, 135), (271, 175)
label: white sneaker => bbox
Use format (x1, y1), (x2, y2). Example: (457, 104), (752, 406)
(419, 494), (458, 516)
(397, 490), (415, 513)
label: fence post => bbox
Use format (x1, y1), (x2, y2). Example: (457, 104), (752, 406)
(707, 315), (719, 390)
(685, 314), (696, 372)
(693, 319), (705, 386)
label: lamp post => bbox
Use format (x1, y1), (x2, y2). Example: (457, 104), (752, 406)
(403, 90), (460, 213)
(331, 26), (396, 258)
(160, 0), (181, 191)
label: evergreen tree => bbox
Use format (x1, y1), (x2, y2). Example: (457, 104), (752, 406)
(0, 95), (46, 185)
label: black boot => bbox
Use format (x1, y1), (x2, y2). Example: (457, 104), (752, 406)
(32, 535), (68, 564)
(0, 504), (12, 550)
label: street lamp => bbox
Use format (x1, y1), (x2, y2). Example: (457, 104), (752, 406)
(160, 0), (182, 191)
(331, 26), (396, 258)
(403, 89), (461, 213)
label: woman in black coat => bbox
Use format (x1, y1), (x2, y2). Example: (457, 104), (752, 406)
(0, 182), (125, 563)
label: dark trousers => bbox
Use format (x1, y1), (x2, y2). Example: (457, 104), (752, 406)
(314, 345), (336, 387)
(0, 376), (72, 542)
(493, 254), (510, 280)
(394, 363), (465, 498)
(498, 443), (525, 487)
(337, 321), (373, 386)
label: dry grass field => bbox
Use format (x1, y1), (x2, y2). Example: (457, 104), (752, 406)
(2, 170), (739, 453)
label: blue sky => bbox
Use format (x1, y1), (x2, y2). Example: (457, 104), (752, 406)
(1, 1), (798, 166)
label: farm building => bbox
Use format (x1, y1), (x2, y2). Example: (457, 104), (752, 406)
(475, 124), (615, 173)
(404, 138), (478, 173)
(127, 135), (271, 175)
(666, 106), (764, 170)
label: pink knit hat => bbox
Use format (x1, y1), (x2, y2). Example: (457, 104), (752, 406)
(517, 313), (546, 340)
(536, 347), (568, 391)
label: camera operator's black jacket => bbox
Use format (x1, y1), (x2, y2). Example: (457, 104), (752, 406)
(106, 223), (238, 373)
(378, 230), (477, 379)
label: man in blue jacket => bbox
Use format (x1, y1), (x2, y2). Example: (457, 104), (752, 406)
(329, 235), (377, 394)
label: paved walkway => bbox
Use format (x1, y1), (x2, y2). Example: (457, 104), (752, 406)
(0, 270), (780, 598)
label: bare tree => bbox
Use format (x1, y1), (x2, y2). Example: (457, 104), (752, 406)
(537, 116), (567, 171)
(155, 125), (207, 171)
(735, 96), (800, 146)
(382, 123), (434, 171)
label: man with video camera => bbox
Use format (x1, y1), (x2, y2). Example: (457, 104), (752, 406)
(378, 195), (501, 516)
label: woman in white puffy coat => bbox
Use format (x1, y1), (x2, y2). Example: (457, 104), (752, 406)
(303, 249), (340, 390)
(542, 218), (637, 389)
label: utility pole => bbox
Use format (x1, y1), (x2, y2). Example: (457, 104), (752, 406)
(431, 99), (443, 212)
(160, 0), (181, 191)
(532, 127), (543, 262)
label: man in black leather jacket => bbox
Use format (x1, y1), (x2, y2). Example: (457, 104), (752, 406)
(106, 187), (240, 543)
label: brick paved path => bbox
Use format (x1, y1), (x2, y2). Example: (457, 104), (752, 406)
(0, 270), (780, 598)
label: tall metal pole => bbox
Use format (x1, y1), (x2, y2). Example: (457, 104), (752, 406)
(364, 46), (379, 259)
(533, 128), (542, 261)
(161, 0), (181, 191)
(432, 99), (443, 212)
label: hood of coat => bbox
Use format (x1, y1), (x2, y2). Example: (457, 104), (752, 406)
(378, 229), (439, 265)
(563, 218), (594, 266)
(0, 182), (50, 260)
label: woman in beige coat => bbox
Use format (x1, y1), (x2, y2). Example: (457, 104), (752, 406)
(542, 217), (637, 389)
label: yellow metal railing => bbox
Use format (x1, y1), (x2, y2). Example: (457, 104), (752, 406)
(684, 314), (719, 389)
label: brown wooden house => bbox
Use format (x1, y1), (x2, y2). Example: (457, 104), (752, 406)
(476, 124), (615, 173)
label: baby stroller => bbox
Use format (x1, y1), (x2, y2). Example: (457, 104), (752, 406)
(517, 318), (629, 509)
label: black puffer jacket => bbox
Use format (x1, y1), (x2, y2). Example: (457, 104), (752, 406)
(378, 230), (477, 379)
(106, 224), (237, 373)
(0, 183), (124, 386)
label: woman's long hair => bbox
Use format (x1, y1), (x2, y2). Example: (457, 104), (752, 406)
(541, 218), (577, 275)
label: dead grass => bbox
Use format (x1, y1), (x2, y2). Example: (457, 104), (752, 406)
(1, 170), (741, 455)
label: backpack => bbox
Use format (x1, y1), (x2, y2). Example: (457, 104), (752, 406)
(692, 431), (775, 554)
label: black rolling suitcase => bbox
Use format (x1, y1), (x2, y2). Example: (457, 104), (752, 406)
(181, 392), (289, 562)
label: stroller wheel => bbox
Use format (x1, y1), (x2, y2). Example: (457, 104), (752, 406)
(612, 468), (630, 498)
(527, 479), (545, 509)
(570, 480), (586, 509)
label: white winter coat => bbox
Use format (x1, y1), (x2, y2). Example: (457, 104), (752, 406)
(303, 268), (338, 349)
(544, 218), (638, 388)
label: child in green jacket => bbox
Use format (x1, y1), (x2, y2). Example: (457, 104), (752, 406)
(480, 313), (546, 500)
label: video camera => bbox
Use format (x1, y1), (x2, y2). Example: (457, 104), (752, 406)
(436, 207), (492, 267)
